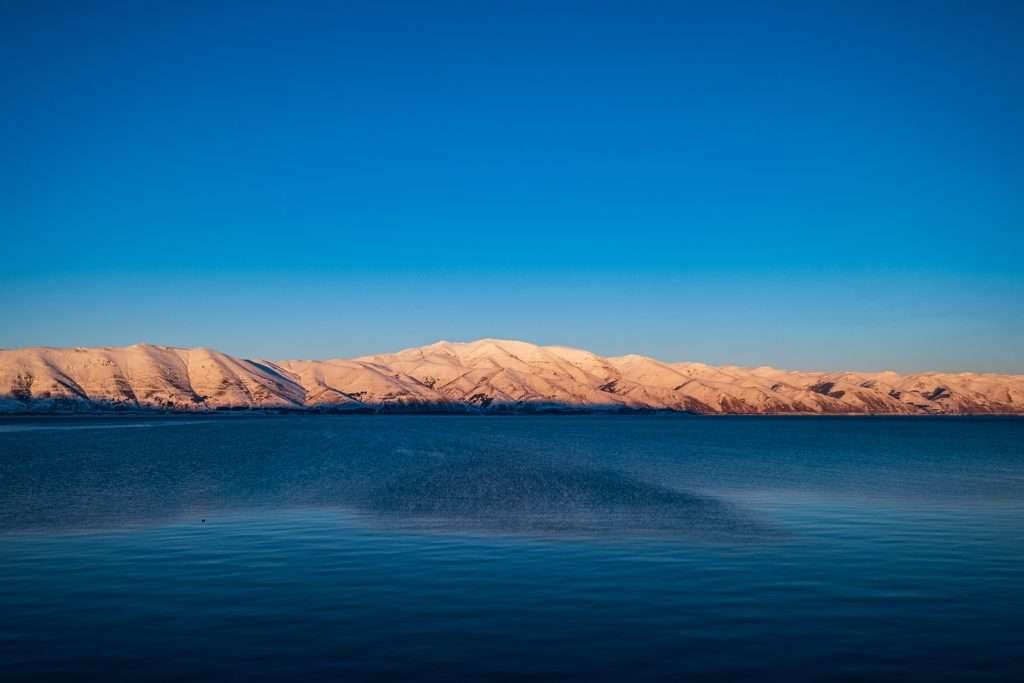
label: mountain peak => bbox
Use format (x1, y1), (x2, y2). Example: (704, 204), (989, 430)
(1, 341), (1021, 415)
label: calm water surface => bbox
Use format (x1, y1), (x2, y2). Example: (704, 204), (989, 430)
(0, 415), (1021, 680)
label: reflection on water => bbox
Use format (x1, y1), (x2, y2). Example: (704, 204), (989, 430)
(362, 455), (773, 540)
(0, 420), (210, 433)
(1, 415), (1022, 681)
(0, 415), (774, 541)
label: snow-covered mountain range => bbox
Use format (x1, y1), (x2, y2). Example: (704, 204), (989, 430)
(2, 339), (1022, 414)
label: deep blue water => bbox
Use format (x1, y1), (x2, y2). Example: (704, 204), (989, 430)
(0, 415), (1021, 681)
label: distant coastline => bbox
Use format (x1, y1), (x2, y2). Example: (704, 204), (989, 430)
(3, 412), (1022, 421)
(3, 339), (1022, 416)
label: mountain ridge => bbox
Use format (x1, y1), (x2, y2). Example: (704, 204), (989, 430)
(1, 339), (1022, 415)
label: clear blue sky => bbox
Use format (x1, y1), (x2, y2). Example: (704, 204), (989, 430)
(2, 1), (1022, 371)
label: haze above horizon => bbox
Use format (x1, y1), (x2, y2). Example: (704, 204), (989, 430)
(2, 2), (1022, 372)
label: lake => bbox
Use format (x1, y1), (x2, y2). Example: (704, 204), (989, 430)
(1, 415), (1021, 680)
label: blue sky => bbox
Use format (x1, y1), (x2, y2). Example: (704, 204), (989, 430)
(2, 1), (1022, 371)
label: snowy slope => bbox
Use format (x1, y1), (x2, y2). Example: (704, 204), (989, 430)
(1, 339), (1022, 414)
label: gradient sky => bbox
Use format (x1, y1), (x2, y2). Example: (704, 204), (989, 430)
(2, 1), (1022, 371)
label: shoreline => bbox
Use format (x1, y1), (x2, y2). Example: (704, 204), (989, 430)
(2, 410), (1022, 419)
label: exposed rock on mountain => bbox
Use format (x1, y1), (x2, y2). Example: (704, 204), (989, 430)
(2, 339), (1022, 414)
(0, 345), (305, 412)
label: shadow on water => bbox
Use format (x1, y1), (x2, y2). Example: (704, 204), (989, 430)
(357, 454), (776, 542)
(0, 416), (780, 543)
